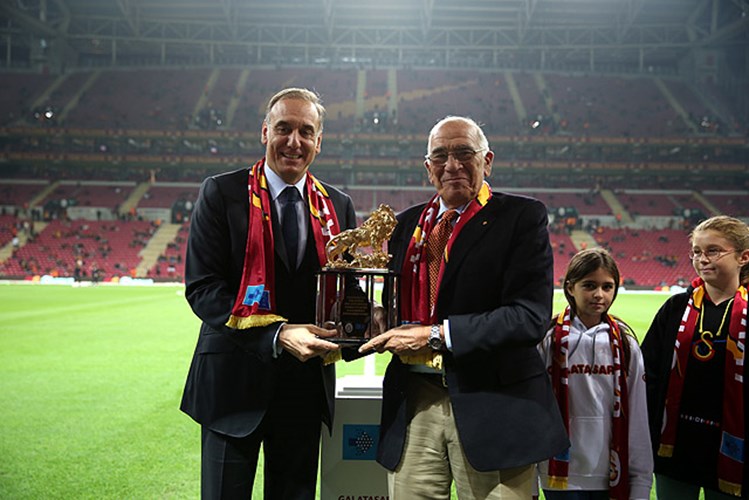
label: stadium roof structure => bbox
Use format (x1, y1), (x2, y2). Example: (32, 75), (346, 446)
(1, 0), (748, 72)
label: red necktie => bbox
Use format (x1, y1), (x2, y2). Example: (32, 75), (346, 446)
(427, 209), (458, 310)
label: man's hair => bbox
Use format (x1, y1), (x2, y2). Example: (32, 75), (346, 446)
(427, 116), (490, 152)
(265, 87), (326, 131)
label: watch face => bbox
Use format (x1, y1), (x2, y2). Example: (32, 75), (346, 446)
(429, 326), (442, 349)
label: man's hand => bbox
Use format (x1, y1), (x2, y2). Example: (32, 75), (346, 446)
(278, 324), (340, 362)
(369, 304), (387, 336)
(358, 324), (431, 356)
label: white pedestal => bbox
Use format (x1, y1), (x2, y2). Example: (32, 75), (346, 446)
(320, 375), (389, 499)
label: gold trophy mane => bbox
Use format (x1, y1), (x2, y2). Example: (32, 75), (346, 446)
(326, 204), (397, 269)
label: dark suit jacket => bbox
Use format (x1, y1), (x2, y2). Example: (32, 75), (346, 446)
(180, 166), (356, 438)
(378, 192), (569, 472)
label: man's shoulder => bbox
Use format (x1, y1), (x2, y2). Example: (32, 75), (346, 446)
(202, 166), (249, 186)
(487, 191), (547, 210)
(394, 193), (545, 221)
(316, 180), (351, 202)
(397, 203), (427, 221)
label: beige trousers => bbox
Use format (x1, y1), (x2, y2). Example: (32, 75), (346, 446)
(387, 373), (534, 499)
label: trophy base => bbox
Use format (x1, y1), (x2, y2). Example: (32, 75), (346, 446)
(328, 337), (369, 346)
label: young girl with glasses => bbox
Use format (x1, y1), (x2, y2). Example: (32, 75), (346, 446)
(537, 248), (653, 500)
(642, 215), (749, 499)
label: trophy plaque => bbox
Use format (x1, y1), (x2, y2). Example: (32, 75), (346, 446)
(316, 204), (399, 345)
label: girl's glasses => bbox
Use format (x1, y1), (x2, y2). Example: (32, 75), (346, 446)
(688, 248), (737, 261)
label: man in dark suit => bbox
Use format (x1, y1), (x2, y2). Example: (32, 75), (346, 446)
(360, 116), (569, 498)
(180, 88), (356, 499)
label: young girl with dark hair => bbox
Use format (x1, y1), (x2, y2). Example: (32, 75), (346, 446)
(642, 216), (749, 499)
(538, 248), (653, 500)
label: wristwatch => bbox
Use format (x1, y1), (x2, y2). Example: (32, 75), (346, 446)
(428, 324), (443, 350)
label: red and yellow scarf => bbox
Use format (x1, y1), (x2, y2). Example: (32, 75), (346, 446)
(398, 182), (491, 368)
(548, 306), (630, 500)
(226, 159), (342, 330)
(659, 277), (747, 497)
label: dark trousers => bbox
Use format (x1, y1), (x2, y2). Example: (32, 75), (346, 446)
(201, 358), (325, 499)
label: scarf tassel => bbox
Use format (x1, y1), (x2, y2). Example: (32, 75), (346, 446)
(657, 444), (674, 457)
(400, 353), (443, 370)
(718, 479), (742, 497)
(547, 476), (569, 490)
(226, 313), (287, 329)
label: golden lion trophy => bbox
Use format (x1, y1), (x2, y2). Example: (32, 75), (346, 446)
(316, 204), (399, 345)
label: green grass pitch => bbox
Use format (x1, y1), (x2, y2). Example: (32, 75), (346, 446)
(0, 284), (668, 498)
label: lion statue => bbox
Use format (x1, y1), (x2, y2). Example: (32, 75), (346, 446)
(326, 204), (397, 269)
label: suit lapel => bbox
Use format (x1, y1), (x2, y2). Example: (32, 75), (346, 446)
(441, 198), (501, 288)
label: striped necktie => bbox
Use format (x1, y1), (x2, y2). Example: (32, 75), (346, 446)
(426, 209), (458, 309)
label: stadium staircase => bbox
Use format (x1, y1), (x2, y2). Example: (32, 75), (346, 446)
(534, 73), (560, 124)
(119, 182), (151, 214)
(569, 229), (598, 252)
(356, 69), (367, 118)
(135, 222), (181, 277)
(693, 191), (721, 216)
(29, 74), (69, 118)
(504, 72), (527, 123)
(192, 68), (220, 125)
(600, 189), (634, 224)
(654, 78), (698, 134)
(0, 221), (48, 263)
(225, 68), (251, 128)
(387, 68), (398, 117)
(28, 181), (58, 208)
(59, 71), (102, 123)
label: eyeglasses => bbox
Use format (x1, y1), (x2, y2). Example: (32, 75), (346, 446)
(688, 248), (737, 261)
(425, 148), (486, 166)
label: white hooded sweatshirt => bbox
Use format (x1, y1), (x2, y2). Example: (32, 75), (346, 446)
(537, 316), (653, 500)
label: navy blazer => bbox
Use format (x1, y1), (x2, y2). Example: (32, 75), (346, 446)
(378, 192), (570, 471)
(180, 166), (356, 438)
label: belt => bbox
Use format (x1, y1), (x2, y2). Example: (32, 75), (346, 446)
(410, 370), (447, 388)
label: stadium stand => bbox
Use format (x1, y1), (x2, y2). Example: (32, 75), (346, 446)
(138, 184), (199, 209)
(0, 219), (155, 280)
(0, 64), (746, 286)
(702, 191), (749, 218)
(0, 214), (19, 247)
(37, 181), (135, 211)
(146, 221), (189, 281)
(593, 227), (694, 287)
(0, 73), (53, 126)
(0, 180), (49, 207)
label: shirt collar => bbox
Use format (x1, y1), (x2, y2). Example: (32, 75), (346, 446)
(265, 163), (307, 202)
(437, 198), (468, 219)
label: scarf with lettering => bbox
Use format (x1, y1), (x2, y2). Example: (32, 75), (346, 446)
(226, 159), (342, 331)
(398, 182), (491, 369)
(659, 277), (747, 497)
(548, 306), (630, 500)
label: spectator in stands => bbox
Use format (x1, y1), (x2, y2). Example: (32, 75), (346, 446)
(73, 259), (84, 284)
(359, 115), (568, 498)
(537, 248), (653, 499)
(179, 88), (356, 499)
(642, 215), (749, 498)
(90, 263), (100, 284)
